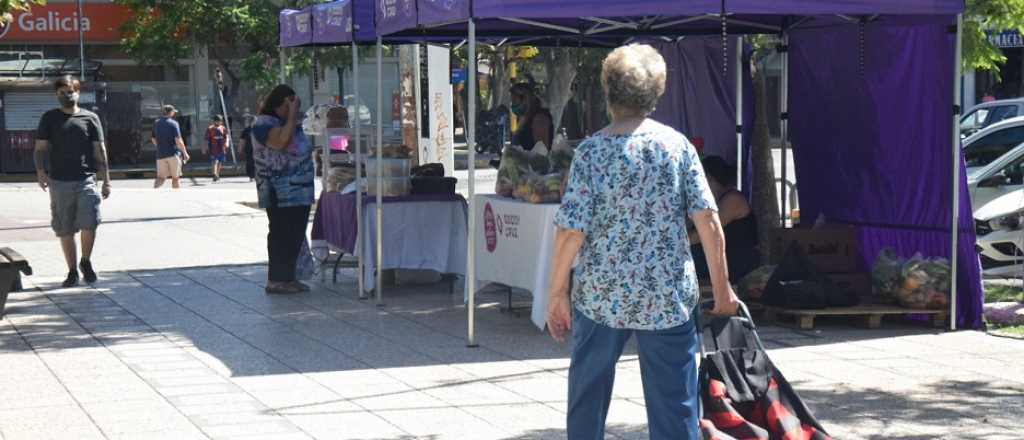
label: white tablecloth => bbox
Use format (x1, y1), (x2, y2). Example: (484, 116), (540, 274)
(359, 199), (468, 291)
(473, 195), (560, 330)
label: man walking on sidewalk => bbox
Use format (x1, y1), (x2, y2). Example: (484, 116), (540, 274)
(33, 75), (112, 287)
(152, 105), (190, 189)
(205, 115), (229, 182)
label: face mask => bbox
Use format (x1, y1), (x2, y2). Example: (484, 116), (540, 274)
(510, 103), (525, 116)
(58, 91), (79, 108)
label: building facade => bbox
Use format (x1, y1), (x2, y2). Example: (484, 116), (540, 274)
(0, 0), (231, 173)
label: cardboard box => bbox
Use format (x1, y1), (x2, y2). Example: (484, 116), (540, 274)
(772, 225), (861, 274)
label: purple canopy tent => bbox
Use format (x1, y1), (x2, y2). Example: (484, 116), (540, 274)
(280, 8), (314, 47)
(282, 0), (483, 307)
(371, 0), (978, 346)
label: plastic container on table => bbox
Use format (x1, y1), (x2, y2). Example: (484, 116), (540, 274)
(364, 158), (411, 178)
(363, 177), (411, 197)
(329, 134), (349, 151)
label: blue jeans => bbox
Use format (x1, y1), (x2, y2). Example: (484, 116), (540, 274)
(567, 309), (700, 440)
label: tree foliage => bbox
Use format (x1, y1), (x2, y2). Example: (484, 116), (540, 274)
(115, 0), (354, 96)
(0, 0), (43, 24)
(964, 0), (1024, 73)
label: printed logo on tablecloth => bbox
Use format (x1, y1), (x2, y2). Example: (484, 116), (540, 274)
(484, 202), (497, 252)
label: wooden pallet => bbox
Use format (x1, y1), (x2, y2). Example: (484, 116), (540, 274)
(762, 304), (947, 330)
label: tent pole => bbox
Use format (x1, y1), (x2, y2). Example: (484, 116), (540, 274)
(779, 34), (790, 228)
(353, 41), (366, 300)
(376, 37), (385, 307)
(735, 36), (743, 189)
(950, 14), (963, 331)
(467, 18), (479, 348)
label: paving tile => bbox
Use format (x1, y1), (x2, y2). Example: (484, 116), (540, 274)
(62, 378), (162, 403)
(167, 392), (261, 408)
(108, 429), (211, 440)
(212, 433), (313, 440)
(5, 256), (1024, 440)
(372, 407), (509, 439)
(138, 368), (226, 381)
(281, 402), (409, 440)
(173, 401), (272, 417)
(200, 420), (304, 439)
(189, 412), (289, 428)
(1, 425), (107, 440)
(156, 382), (245, 398)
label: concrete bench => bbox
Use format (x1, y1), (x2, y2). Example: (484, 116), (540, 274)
(0, 247), (33, 319)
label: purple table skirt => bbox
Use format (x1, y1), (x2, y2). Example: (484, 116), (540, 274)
(311, 191), (467, 254)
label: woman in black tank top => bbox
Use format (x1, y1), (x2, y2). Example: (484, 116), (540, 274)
(690, 156), (760, 283)
(510, 82), (553, 150)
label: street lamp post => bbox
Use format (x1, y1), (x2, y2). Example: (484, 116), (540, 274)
(77, 0), (85, 80)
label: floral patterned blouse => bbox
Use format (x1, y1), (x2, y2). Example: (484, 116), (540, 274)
(554, 121), (717, 330)
(251, 114), (315, 209)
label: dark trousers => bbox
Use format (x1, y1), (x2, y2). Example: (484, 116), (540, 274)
(266, 204), (311, 282)
(567, 309), (700, 440)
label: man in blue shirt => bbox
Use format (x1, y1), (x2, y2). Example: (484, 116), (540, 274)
(151, 105), (191, 189)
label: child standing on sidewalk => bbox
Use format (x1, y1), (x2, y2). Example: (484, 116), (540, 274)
(205, 115), (229, 182)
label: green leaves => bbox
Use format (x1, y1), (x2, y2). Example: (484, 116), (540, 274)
(114, 0), (362, 95)
(965, 0), (1024, 74)
(0, 0), (46, 24)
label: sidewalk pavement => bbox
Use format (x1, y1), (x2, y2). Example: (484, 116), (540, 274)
(1, 178), (1022, 440)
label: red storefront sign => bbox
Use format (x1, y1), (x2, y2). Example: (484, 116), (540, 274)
(0, 4), (133, 43)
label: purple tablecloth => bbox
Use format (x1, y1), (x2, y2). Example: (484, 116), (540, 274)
(311, 191), (466, 254)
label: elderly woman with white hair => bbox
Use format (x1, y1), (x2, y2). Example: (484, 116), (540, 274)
(547, 44), (739, 439)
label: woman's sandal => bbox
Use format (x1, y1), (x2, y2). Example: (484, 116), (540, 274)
(288, 281), (311, 292)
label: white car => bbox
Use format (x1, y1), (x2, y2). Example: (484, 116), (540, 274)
(968, 142), (1024, 212)
(960, 98), (1024, 139)
(974, 189), (1024, 277)
(963, 116), (1024, 175)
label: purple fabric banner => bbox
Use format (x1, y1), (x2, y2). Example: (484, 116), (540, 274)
(471, 0), (962, 20)
(788, 16), (982, 328)
(418, 0), (469, 28)
(313, 1), (354, 44)
(376, 0), (418, 36)
(280, 8), (314, 47)
(650, 38), (754, 184)
(352, 0), (378, 42)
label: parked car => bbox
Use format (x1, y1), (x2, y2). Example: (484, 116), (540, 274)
(974, 188), (1024, 277)
(969, 142), (1024, 212)
(960, 98), (1024, 139)
(962, 116), (1024, 174)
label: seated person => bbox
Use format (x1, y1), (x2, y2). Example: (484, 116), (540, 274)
(690, 155), (759, 283)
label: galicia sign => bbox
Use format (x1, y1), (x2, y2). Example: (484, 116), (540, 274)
(0, 4), (132, 43)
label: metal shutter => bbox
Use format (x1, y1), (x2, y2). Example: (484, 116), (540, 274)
(3, 91), (97, 131)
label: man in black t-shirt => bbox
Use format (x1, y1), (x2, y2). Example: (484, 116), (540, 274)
(34, 75), (112, 287)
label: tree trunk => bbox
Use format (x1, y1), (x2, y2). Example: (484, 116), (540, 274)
(751, 66), (780, 264)
(543, 48), (579, 133)
(491, 51), (512, 111)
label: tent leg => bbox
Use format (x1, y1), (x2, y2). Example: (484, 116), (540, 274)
(735, 36), (744, 189)
(376, 37), (385, 308)
(779, 34), (790, 227)
(950, 14), (963, 331)
(467, 18), (479, 348)
(353, 42), (366, 300)
(279, 48), (287, 83)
